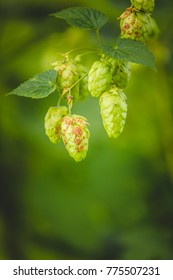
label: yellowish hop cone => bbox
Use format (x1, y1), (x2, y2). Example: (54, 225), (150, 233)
(53, 59), (79, 102)
(119, 9), (151, 43)
(99, 87), (127, 139)
(45, 106), (68, 143)
(88, 60), (112, 97)
(130, 0), (155, 13)
(61, 115), (90, 162)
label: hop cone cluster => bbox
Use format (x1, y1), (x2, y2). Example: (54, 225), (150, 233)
(120, 9), (150, 43)
(99, 87), (127, 139)
(88, 60), (112, 97)
(61, 115), (90, 162)
(45, 106), (68, 143)
(53, 59), (79, 102)
(130, 0), (155, 13)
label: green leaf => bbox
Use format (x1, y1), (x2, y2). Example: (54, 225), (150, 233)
(51, 7), (108, 30)
(100, 39), (156, 70)
(7, 70), (58, 99)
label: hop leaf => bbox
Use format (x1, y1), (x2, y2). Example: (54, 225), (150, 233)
(45, 106), (68, 143)
(99, 87), (127, 139)
(51, 7), (108, 31)
(61, 115), (90, 162)
(119, 9), (151, 44)
(88, 60), (112, 97)
(100, 39), (156, 70)
(7, 70), (57, 99)
(130, 0), (155, 13)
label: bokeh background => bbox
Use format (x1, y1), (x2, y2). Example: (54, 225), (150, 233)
(0, 0), (173, 260)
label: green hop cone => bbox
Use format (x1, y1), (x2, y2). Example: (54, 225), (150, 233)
(88, 60), (112, 97)
(119, 9), (151, 43)
(61, 115), (90, 162)
(130, 0), (155, 13)
(100, 53), (116, 66)
(112, 61), (131, 89)
(45, 106), (68, 144)
(53, 59), (79, 102)
(99, 87), (127, 139)
(77, 63), (90, 100)
(147, 16), (160, 39)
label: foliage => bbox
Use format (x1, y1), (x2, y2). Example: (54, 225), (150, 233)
(101, 39), (156, 70)
(7, 70), (57, 99)
(51, 7), (108, 30)
(6, 5), (158, 161)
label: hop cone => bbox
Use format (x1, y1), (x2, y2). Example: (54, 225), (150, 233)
(147, 16), (160, 39)
(88, 60), (112, 97)
(77, 63), (90, 100)
(112, 61), (131, 89)
(99, 87), (127, 139)
(61, 115), (90, 162)
(45, 106), (68, 144)
(53, 59), (79, 102)
(130, 0), (155, 13)
(120, 10), (150, 43)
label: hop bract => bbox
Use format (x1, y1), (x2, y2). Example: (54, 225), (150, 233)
(53, 59), (79, 102)
(45, 106), (68, 143)
(61, 115), (90, 162)
(119, 9), (150, 43)
(88, 60), (112, 97)
(99, 87), (127, 139)
(112, 61), (131, 89)
(130, 0), (155, 13)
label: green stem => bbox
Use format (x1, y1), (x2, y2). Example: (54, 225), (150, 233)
(75, 51), (99, 61)
(68, 100), (72, 116)
(57, 87), (69, 107)
(57, 94), (63, 107)
(96, 29), (102, 44)
(68, 73), (88, 91)
(57, 73), (88, 111)
(65, 47), (98, 56)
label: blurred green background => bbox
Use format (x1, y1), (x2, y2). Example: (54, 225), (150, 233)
(0, 0), (173, 260)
